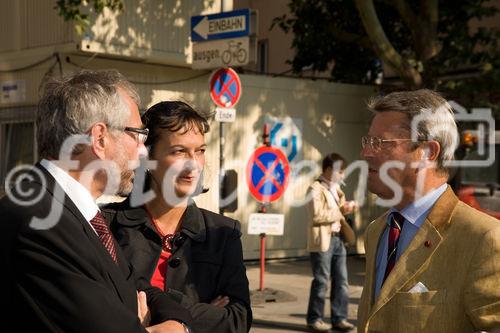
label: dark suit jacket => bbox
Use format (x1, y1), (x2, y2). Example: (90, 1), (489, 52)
(103, 199), (252, 333)
(0, 164), (191, 332)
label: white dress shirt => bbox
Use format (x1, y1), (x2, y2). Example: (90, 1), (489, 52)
(40, 159), (99, 234)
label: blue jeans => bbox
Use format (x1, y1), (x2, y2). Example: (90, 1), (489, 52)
(307, 235), (349, 324)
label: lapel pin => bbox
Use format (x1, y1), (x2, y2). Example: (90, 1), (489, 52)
(424, 240), (432, 247)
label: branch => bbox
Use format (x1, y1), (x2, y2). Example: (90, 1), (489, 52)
(54, 0), (123, 35)
(421, 0), (438, 27)
(328, 26), (374, 51)
(354, 0), (422, 88)
(393, 0), (418, 32)
(418, 0), (440, 60)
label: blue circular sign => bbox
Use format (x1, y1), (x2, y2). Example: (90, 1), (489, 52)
(246, 146), (290, 202)
(209, 68), (242, 108)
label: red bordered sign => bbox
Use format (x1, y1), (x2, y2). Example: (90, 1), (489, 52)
(209, 68), (242, 108)
(246, 146), (290, 203)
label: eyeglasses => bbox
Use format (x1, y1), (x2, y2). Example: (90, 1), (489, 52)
(124, 127), (149, 144)
(361, 136), (423, 151)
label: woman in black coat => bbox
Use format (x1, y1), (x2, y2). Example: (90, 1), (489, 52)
(103, 101), (251, 333)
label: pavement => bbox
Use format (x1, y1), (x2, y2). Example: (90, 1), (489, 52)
(246, 255), (366, 333)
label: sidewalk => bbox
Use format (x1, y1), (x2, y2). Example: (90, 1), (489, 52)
(246, 255), (366, 333)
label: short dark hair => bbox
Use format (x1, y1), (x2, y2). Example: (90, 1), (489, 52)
(142, 101), (210, 152)
(322, 152), (346, 172)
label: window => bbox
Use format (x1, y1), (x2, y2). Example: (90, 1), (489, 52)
(257, 39), (269, 73)
(0, 106), (36, 195)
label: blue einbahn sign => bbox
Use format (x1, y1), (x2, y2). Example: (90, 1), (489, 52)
(191, 9), (250, 42)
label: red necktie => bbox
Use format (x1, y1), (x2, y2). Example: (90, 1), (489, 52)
(383, 212), (405, 282)
(90, 211), (117, 263)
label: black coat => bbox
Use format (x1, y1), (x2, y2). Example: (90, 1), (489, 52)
(0, 164), (191, 332)
(103, 199), (252, 333)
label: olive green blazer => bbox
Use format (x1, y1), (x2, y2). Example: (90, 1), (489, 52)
(358, 186), (500, 333)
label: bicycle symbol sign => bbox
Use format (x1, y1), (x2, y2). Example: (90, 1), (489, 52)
(209, 68), (242, 108)
(222, 40), (248, 65)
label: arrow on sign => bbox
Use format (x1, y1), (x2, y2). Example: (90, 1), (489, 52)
(193, 16), (209, 40)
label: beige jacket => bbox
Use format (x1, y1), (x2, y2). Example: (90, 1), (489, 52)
(306, 180), (354, 252)
(358, 186), (500, 332)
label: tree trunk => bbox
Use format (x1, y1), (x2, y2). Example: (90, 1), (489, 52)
(417, 0), (440, 61)
(355, 0), (423, 88)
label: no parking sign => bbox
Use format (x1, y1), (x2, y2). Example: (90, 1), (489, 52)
(246, 146), (290, 203)
(209, 68), (242, 108)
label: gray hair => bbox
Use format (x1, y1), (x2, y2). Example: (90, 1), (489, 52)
(37, 70), (140, 158)
(367, 89), (459, 174)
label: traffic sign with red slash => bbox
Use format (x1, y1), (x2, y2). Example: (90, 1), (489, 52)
(209, 67), (242, 108)
(246, 145), (290, 203)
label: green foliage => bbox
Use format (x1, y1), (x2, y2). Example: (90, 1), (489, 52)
(272, 0), (376, 83)
(272, 0), (500, 114)
(55, 0), (123, 35)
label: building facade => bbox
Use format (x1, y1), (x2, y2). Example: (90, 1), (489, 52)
(0, 0), (381, 259)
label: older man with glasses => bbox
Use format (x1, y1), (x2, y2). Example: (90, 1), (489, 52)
(0, 70), (192, 332)
(357, 89), (500, 333)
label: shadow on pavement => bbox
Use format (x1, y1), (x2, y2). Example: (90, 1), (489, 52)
(247, 256), (365, 333)
(253, 319), (310, 332)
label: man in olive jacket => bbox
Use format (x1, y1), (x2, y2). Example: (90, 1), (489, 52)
(358, 89), (500, 332)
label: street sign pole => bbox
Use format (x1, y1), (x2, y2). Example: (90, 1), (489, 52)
(260, 231), (266, 291)
(247, 125), (295, 304)
(259, 123), (270, 291)
(209, 68), (242, 214)
(219, 1), (226, 216)
(219, 119), (225, 215)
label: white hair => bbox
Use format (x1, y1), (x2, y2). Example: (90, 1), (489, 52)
(37, 70), (140, 158)
(368, 89), (459, 174)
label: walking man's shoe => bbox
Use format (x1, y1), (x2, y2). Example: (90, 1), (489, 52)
(307, 320), (331, 332)
(332, 320), (354, 331)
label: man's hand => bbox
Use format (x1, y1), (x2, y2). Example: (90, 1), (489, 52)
(210, 295), (230, 308)
(341, 200), (357, 214)
(146, 320), (186, 333)
(137, 291), (151, 327)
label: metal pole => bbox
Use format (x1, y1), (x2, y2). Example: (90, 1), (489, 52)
(219, 122), (225, 215)
(259, 232), (266, 291)
(258, 123), (270, 291)
(219, 0), (225, 215)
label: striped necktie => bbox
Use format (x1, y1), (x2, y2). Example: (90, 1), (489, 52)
(90, 211), (117, 263)
(383, 212), (405, 283)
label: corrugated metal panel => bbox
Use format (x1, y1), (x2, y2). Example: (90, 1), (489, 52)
(0, 0), (75, 53)
(0, 0), (21, 52)
(25, 0), (74, 49)
(1, 0), (231, 63)
(88, 0), (227, 60)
